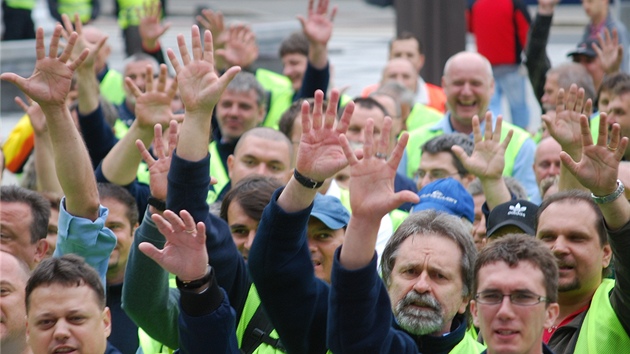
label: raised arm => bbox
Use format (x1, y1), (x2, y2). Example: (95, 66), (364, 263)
(452, 112), (513, 210)
(542, 85), (593, 193)
(525, 0), (557, 107)
(101, 63), (180, 186)
(298, 0), (336, 70)
(15, 97), (63, 195)
(139, 0), (170, 64)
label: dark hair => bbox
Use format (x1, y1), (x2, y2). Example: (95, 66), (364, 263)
(220, 175), (283, 222)
(349, 96), (388, 118)
(536, 190), (611, 277)
(25, 254), (105, 311)
(474, 233), (558, 303)
(279, 31), (309, 57)
(609, 72), (630, 97)
(97, 183), (139, 227)
(0, 186), (50, 243)
(234, 127), (293, 164)
(381, 210), (477, 298)
(389, 31), (423, 54)
(421, 133), (474, 176)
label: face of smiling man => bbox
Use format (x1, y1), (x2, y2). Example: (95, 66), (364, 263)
(442, 52), (495, 134)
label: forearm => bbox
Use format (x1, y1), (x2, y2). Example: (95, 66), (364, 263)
(295, 61), (330, 101)
(122, 209), (181, 349)
(77, 67), (100, 115)
(308, 42), (327, 70)
(33, 131), (63, 194)
(176, 111), (212, 161)
(78, 105), (118, 169)
(597, 186), (630, 231)
(101, 122), (153, 186)
(44, 105), (99, 220)
(608, 218), (630, 334)
(277, 177), (319, 213)
(339, 215), (382, 270)
(480, 177), (511, 210)
(525, 13), (553, 105)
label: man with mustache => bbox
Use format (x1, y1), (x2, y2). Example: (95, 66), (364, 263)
(535, 109), (630, 353)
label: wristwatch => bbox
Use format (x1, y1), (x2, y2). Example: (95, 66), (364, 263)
(147, 196), (166, 212)
(176, 265), (213, 290)
(294, 169), (324, 189)
(591, 180), (625, 205)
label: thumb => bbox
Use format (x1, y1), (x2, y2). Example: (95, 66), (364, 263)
(559, 151), (579, 176)
(451, 145), (470, 166)
(138, 242), (164, 265)
(1, 73), (27, 92)
(217, 66), (242, 91)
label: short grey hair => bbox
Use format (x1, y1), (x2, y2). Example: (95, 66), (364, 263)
(123, 53), (159, 73)
(380, 210), (477, 298)
(547, 63), (596, 103)
(376, 80), (415, 108)
(225, 71), (267, 107)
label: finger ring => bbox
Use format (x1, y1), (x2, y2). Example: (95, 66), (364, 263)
(185, 229), (195, 234)
(607, 146), (618, 152)
(375, 152), (387, 159)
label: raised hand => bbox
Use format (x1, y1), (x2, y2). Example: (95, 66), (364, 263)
(60, 13), (107, 69)
(138, 0), (171, 50)
(167, 25), (240, 115)
(140, 209), (209, 281)
(452, 112), (513, 180)
(339, 117), (419, 218)
(215, 24), (259, 68)
(560, 112), (629, 196)
(126, 63), (182, 129)
(542, 84), (592, 155)
(136, 120), (178, 201)
(594, 27), (623, 75)
(15, 96), (47, 135)
(298, 0), (337, 47)
(1, 25), (88, 109)
(294, 89), (353, 182)
(196, 8), (227, 49)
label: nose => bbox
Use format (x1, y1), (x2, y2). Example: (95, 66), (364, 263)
(550, 236), (569, 255)
(549, 162), (561, 177)
(495, 295), (516, 320)
(421, 174), (432, 188)
(412, 271), (431, 294)
(255, 164), (269, 176)
(53, 320), (70, 342)
(473, 214), (487, 239)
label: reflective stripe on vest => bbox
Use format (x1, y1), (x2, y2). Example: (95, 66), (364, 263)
(406, 103), (443, 132)
(207, 141), (230, 204)
(57, 0), (92, 23)
(255, 68), (294, 130)
(100, 70), (125, 106)
(405, 120), (529, 180)
(5, 0), (35, 10)
(236, 285), (285, 353)
(117, 0), (156, 29)
(573, 279), (630, 354)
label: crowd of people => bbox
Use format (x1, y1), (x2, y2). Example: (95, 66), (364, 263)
(1, 0), (630, 353)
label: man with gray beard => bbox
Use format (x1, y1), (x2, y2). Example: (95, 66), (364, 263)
(326, 117), (485, 352)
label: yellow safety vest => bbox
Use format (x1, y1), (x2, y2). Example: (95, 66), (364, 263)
(405, 119), (530, 180)
(406, 103), (444, 132)
(117, 0), (157, 29)
(573, 279), (630, 354)
(57, 0), (92, 23)
(207, 142), (230, 204)
(448, 329), (486, 353)
(5, 0), (35, 10)
(236, 285), (286, 353)
(255, 68), (294, 130)
(100, 69), (125, 106)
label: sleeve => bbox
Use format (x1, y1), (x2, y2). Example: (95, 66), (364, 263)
(511, 138), (540, 202)
(77, 104), (118, 169)
(327, 249), (418, 354)
(167, 151), (250, 320)
(248, 189), (331, 354)
(91, 0), (100, 21)
(523, 13), (553, 109)
(121, 208), (181, 349)
(142, 43), (167, 65)
(513, 0), (532, 50)
(177, 271), (240, 354)
(47, 0), (62, 23)
(294, 61), (330, 101)
(53, 198), (117, 287)
(608, 219), (630, 335)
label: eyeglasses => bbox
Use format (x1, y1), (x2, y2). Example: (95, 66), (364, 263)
(413, 169), (459, 183)
(474, 290), (550, 306)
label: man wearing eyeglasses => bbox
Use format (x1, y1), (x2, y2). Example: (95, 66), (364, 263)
(414, 133), (475, 190)
(471, 233), (559, 354)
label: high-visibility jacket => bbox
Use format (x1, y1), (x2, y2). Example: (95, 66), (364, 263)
(255, 68), (294, 130)
(6, 0), (35, 10)
(56, 0), (93, 23)
(406, 102), (443, 132)
(100, 69), (125, 106)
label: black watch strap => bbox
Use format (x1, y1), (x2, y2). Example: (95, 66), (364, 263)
(176, 265), (212, 290)
(148, 196), (166, 212)
(294, 169), (324, 189)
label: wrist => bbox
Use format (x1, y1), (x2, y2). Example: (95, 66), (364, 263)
(591, 180), (624, 203)
(293, 169), (324, 189)
(142, 40), (160, 52)
(176, 264), (212, 288)
(538, 5), (555, 15)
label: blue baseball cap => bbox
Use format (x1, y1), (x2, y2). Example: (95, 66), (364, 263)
(411, 178), (474, 223)
(310, 194), (350, 230)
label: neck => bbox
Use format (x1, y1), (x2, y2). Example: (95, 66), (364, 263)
(449, 115), (473, 135)
(591, 10), (608, 26)
(1, 337), (30, 354)
(555, 289), (595, 324)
